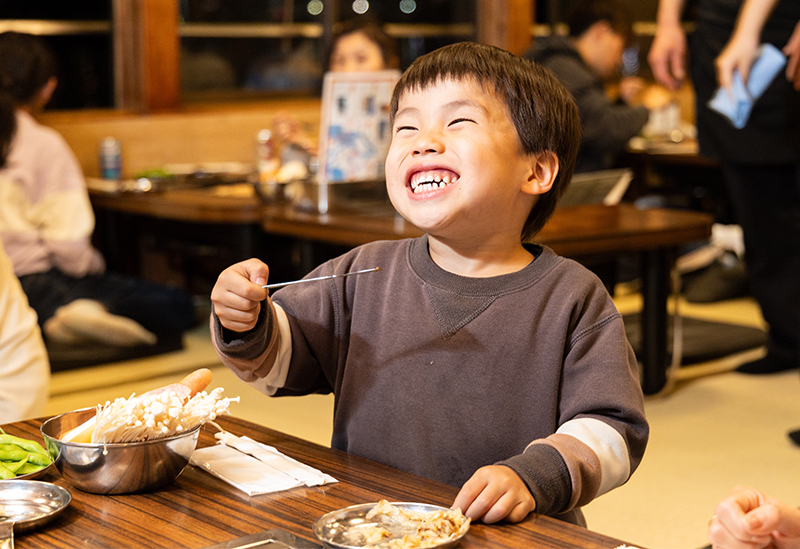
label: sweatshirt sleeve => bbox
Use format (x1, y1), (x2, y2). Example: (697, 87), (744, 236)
(499, 295), (647, 517)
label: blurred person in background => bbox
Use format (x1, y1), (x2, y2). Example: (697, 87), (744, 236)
(0, 239), (49, 424)
(0, 31), (195, 350)
(326, 19), (400, 73)
(525, 0), (672, 173)
(649, 0), (800, 376)
(275, 19), (401, 158)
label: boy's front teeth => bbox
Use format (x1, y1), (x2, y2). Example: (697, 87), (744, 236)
(410, 171), (458, 193)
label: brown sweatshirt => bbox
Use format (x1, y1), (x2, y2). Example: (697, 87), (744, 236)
(213, 236), (648, 525)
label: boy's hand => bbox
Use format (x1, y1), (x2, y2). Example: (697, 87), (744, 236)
(210, 259), (270, 332)
(452, 465), (535, 524)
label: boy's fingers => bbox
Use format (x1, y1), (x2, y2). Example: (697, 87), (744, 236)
(480, 493), (526, 524)
(464, 489), (501, 523)
(216, 303), (261, 332)
(228, 259), (269, 289)
(452, 476), (486, 517)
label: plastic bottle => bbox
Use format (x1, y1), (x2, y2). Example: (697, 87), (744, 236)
(99, 137), (122, 180)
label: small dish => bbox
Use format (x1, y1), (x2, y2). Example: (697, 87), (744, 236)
(0, 480), (71, 537)
(313, 502), (469, 549)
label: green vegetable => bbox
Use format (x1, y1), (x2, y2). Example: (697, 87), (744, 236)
(0, 429), (53, 478)
(0, 444), (51, 466)
(0, 460), (15, 479)
(5, 456), (28, 474)
(0, 433), (50, 457)
(133, 167), (173, 179)
(15, 462), (47, 475)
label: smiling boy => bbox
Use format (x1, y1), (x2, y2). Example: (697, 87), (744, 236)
(210, 43), (648, 526)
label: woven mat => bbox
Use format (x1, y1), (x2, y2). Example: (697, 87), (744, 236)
(47, 334), (184, 372)
(623, 313), (768, 365)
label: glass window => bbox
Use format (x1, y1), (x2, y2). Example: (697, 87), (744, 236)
(179, 0), (476, 103)
(0, 0), (112, 109)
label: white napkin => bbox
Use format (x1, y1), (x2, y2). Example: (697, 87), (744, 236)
(708, 43), (786, 129)
(190, 431), (337, 496)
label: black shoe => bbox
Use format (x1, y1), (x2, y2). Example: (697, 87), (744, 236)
(788, 428), (800, 447)
(736, 356), (796, 374)
(683, 254), (749, 303)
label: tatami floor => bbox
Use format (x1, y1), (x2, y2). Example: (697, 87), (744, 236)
(45, 292), (800, 549)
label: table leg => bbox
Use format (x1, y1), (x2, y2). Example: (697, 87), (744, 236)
(640, 249), (671, 395)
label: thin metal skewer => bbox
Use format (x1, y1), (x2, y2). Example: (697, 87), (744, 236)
(262, 267), (380, 290)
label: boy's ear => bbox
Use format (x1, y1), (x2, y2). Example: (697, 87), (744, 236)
(521, 151), (559, 196)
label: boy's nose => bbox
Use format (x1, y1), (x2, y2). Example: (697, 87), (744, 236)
(412, 133), (444, 156)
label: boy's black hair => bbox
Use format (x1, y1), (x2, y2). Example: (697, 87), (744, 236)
(0, 32), (57, 167)
(389, 42), (580, 241)
(566, 0), (634, 46)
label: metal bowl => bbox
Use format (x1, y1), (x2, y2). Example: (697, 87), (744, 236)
(313, 502), (470, 549)
(40, 407), (200, 495)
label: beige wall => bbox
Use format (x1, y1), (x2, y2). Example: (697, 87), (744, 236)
(40, 99), (321, 178)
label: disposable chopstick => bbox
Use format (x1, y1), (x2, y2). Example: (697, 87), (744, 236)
(262, 267), (380, 290)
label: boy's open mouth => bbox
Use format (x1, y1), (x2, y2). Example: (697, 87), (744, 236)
(409, 169), (460, 194)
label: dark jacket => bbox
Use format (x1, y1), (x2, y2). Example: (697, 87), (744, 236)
(692, 0), (800, 164)
(524, 36), (648, 173)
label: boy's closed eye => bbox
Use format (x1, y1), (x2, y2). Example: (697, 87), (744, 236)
(448, 117), (476, 127)
(395, 125), (418, 133)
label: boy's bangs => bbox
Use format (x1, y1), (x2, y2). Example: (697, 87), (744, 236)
(390, 42), (514, 122)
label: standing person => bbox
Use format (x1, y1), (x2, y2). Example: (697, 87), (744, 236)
(210, 42), (648, 526)
(649, 0), (800, 375)
(0, 240), (49, 424)
(525, 0), (671, 173)
(0, 31), (195, 348)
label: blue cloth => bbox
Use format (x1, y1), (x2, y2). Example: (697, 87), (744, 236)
(708, 43), (787, 128)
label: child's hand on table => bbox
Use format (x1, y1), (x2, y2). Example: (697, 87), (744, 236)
(453, 465), (536, 523)
(211, 258), (270, 332)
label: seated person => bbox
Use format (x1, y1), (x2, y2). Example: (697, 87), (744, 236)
(524, 0), (671, 172)
(0, 31), (195, 348)
(210, 42), (649, 526)
(0, 240), (49, 423)
(275, 19), (401, 158)
(708, 485), (800, 549)
(326, 19), (400, 73)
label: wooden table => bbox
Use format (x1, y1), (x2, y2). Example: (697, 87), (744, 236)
(88, 187), (712, 394)
(3, 415), (638, 549)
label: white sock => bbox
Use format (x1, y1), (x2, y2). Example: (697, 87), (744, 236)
(44, 299), (157, 347)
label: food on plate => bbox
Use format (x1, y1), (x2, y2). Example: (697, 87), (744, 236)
(60, 368), (238, 444)
(0, 429), (53, 479)
(348, 500), (470, 549)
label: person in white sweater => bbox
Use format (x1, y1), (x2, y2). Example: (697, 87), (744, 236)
(0, 31), (194, 349)
(0, 239), (49, 423)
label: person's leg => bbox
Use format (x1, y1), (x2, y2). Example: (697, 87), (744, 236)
(18, 269), (82, 327)
(19, 269), (160, 346)
(72, 272), (195, 336)
(720, 163), (800, 373)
